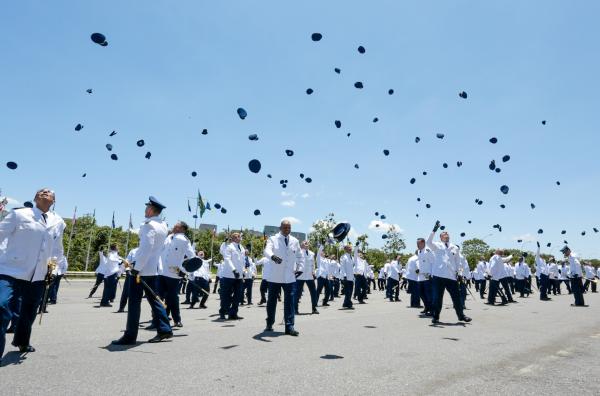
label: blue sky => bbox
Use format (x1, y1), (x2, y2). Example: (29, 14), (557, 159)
(1, 1), (599, 257)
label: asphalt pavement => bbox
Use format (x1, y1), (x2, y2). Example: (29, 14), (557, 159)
(1, 280), (599, 395)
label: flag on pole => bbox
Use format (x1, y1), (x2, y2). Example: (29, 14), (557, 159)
(128, 213), (133, 229)
(206, 202), (211, 210)
(111, 211), (115, 229)
(187, 199), (191, 212)
(197, 191), (206, 218)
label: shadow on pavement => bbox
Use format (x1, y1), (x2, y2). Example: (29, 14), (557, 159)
(100, 343), (141, 352)
(252, 331), (285, 342)
(429, 321), (468, 328)
(320, 354), (344, 360)
(1, 351), (28, 366)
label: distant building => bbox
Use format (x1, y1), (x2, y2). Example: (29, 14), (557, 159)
(198, 223), (217, 232)
(263, 225), (306, 241)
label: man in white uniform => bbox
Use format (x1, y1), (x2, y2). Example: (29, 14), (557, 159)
(100, 244), (124, 307)
(535, 243), (551, 301)
(263, 220), (304, 336)
(158, 221), (195, 327)
(426, 221), (471, 324)
(295, 241), (319, 314)
(340, 245), (356, 309)
(190, 251), (212, 309)
(0, 188), (66, 362)
(112, 196), (172, 345)
(242, 251), (256, 305)
(562, 246), (586, 307)
(315, 245), (331, 306)
(220, 233), (246, 320)
(386, 258), (401, 302)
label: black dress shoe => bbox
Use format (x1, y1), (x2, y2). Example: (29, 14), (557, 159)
(312, 308), (319, 314)
(18, 345), (36, 353)
(174, 322), (183, 328)
(459, 316), (472, 322)
(322, 303), (330, 306)
(285, 329), (299, 336)
(508, 300), (518, 303)
(199, 304), (207, 309)
(112, 337), (136, 346)
(264, 326), (274, 332)
(228, 315), (244, 320)
(116, 309), (125, 313)
(145, 324), (157, 330)
(431, 318), (440, 324)
(247, 302), (253, 305)
(148, 332), (173, 343)
(218, 315), (226, 320)
(258, 300), (266, 305)
(100, 303), (113, 307)
(188, 304), (196, 309)
(181, 301), (191, 305)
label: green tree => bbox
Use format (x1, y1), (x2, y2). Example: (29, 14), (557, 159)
(63, 214), (139, 271)
(382, 225), (406, 258)
(364, 248), (387, 270)
(461, 238), (491, 268)
(307, 213), (336, 247)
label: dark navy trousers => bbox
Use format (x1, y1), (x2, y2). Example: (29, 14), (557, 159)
(123, 275), (171, 341)
(0, 275), (45, 359)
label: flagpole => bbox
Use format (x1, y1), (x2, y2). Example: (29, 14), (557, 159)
(124, 213), (132, 254)
(84, 209), (96, 272)
(107, 211), (115, 250)
(65, 206), (77, 262)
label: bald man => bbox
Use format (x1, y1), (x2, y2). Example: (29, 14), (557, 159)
(263, 220), (305, 336)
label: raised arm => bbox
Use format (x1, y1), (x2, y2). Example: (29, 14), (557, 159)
(426, 232), (439, 252)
